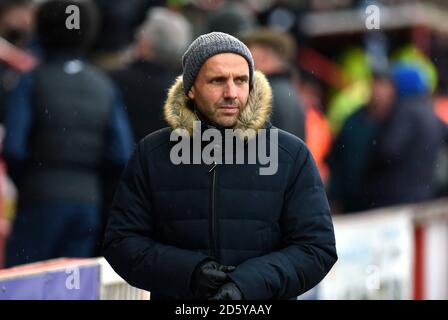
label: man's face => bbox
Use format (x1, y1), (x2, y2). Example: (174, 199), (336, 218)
(0, 6), (34, 46)
(188, 53), (250, 128)
(247, 43), (281, 75)
(370, 77), (395, 118)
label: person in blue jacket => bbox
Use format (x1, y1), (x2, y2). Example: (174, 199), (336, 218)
(103, 32), (337, 300)
(3, 0), (133, 267)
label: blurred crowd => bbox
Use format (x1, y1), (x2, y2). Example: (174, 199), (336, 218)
(0, 0), (447, 268)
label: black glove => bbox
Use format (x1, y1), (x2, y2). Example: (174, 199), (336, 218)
(209, 282), (243, 300)
(191, 260), (235, 299)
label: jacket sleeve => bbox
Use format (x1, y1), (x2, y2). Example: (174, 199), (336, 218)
(228, 144), (337, 299)
(102, 141), (210, 297)
(3, 73), (34, 185)
(104, 88), (134, 166)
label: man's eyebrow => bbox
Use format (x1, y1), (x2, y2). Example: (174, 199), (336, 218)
(207, 75), (228, 81)
(207, 74), (248, 80)
(235, 75), (249, 80)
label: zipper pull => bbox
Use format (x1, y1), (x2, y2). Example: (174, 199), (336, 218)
(208, 161), (218, 173)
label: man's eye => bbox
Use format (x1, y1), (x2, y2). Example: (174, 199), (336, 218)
(235, 78), (248, 84)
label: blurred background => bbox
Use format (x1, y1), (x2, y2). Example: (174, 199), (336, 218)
(0, 0), (447, 300)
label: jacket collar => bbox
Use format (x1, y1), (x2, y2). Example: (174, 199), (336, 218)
(163, 70), (272, 140)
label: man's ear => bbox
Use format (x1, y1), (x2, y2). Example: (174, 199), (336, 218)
(188, 87), (195, 100)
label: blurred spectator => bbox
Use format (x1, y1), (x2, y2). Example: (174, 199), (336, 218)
(327, 69), (395, 213)
(256, 1), (306, 46)
(364, 64), (447, 208)
(297, 74), (332, 183)
(0, 0), (36, 122)
(3, 0), (133, 267)
(91, 0), (163, 70)
(433, 92), (448, 197)
(0, 0), (34, 48)
(111, 7), (193, 142)
(242, 28), (306, 139)
(206, 0), (257, 37)
(328, 64), (447, 213)
(326, 47), (372, 135)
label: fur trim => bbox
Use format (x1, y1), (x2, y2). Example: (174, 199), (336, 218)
(163, 71), (272, 139)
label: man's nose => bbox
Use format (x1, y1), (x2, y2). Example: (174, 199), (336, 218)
(224, 81), (237, 99)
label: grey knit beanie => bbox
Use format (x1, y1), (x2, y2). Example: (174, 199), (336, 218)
(182, 32), (254, 95)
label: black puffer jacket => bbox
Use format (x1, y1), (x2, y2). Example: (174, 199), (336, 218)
(103, 71), (337, 299)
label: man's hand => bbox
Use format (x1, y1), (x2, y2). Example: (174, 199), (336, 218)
(191, 260), (235, 299)
(0, 218), (11, 238)
(209, 282), (243, 300)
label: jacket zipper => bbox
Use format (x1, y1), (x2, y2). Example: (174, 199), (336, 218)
(209, 161), (218, 259)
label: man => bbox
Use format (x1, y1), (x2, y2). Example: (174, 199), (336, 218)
(364, 64), (446, 208)
(327, 69), (395, 213)
(328, 65), (446, 213)
(103, 32), (337, 300)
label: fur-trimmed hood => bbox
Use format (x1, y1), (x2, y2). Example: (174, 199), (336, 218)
(163, 71), (272, 138)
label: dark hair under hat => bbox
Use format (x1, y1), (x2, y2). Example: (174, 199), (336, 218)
(36, 0), (98, 53)
(182, 32), (254, 95)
